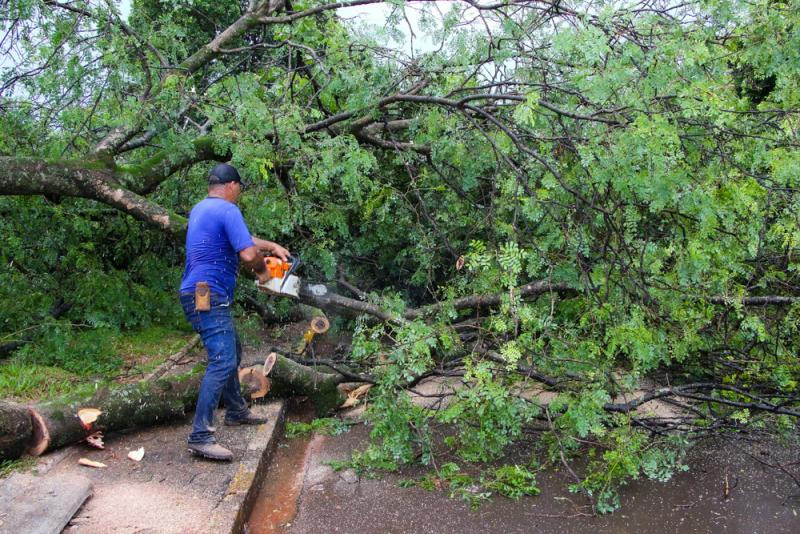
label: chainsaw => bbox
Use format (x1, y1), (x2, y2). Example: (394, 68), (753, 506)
(255, 255), (301, 298)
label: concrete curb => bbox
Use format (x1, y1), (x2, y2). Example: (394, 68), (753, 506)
(210, 400), (287, 533)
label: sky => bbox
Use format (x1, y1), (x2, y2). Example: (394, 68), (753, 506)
(117, 0), (448, 54)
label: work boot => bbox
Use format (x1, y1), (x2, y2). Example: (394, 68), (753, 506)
(224, 411), (268, 426)
(188, 442), (234, 461)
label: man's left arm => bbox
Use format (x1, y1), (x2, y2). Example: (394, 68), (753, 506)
(252, 236), (290, 262)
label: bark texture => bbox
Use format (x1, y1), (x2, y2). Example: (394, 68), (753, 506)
(267, 353), (346, 415)
(26, 365), (207, 457)
(0, 400), (33, 461)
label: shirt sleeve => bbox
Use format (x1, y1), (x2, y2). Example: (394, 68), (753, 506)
(223, 205), (255, 252)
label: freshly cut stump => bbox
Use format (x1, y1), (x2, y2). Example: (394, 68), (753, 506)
(239, 366), (270, 400)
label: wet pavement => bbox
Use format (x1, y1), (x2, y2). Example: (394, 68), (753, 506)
(246, 399), (317, 534)
(249, 410), (800, 534)
(16, 400), (286, 534)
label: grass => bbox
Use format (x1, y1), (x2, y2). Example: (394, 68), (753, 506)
(0, 457), (36, 479)
(112, 325), (195, 375)
(0, 325), (194, 401)
(0, 362), (80, 401)
(113, 325), (193, 358)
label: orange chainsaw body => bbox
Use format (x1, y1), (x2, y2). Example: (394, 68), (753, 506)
(264, 257), (292, 279)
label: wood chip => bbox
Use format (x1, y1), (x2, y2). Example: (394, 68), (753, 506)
(78, 458), (107, 468)
(127, 447), (145, 462)
(341, 383), (372, 408)
(85, 431), (104, 449)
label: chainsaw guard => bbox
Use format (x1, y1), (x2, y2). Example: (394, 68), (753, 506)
(256, 275), (300, 298)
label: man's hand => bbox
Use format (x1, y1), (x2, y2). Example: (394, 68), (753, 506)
(256, 270), (270, 285)
(266, 242), (290, 262)
(239, 245), (269, 280)
(252, 237), (290, 262)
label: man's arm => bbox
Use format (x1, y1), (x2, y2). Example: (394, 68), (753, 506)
(251, 237), (290, 262)
(239, 246), (269, 283)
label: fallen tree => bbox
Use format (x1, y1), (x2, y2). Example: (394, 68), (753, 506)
(0, 351), (348, 462)
(3, 0), (800, 514)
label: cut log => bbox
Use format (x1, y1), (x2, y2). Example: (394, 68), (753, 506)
(267, 353), (346, 415)
(26, 364), (207, 457)
(0, 400), (33, 460)
(1, 353), (348, 461)
(2, 351), (347, 461)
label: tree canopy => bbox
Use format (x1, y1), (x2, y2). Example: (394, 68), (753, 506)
(2, 0), (800, 511)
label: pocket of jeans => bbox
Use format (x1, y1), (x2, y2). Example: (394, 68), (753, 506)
(210, 293), (231, 308)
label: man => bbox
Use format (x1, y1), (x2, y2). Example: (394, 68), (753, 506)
(179, 162), (290, 461)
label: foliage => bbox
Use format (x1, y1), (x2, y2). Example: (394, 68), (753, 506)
(348, 386), (433, 472)
(405, 462), (539, 507)
(417, 462), (491, 510)
(0, 325), (192, 400)
(285, 417), (351, 438)
(437, 362), (539, 462)
(483, 464), (541, 500)
(14, 324), (120, 375)
(571, 426), (689, 514)
(1, 0), (800, 512)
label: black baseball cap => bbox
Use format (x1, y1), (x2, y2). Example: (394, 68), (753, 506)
(208, 163), (247, 187)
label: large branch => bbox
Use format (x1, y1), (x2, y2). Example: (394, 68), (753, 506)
(177, 0), (286, 76)
(0, 157), (187, 237)
(259, 0), (438, 23)
(116, 136), (229, 195)
(297, 279), (800, 324)
(298, 281), (406, 324)
(707, 295), (800, 306)
(406, 280), (576, 319)
(603, 382), (800, 418)
(0, 132), (234, 236)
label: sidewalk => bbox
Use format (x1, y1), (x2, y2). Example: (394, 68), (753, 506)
(1, 400), (285, 534)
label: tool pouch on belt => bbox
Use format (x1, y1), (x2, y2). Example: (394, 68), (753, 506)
(195, 282), (211, 311)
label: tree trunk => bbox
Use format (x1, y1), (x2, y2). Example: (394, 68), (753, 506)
(0, 400), (33, 461)
(26, 365), (207, 457)
(1, 353), (348, 461)
(266, 354), (346, 416)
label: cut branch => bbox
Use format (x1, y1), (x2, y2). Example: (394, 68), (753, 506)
(406, 280), (576, 319)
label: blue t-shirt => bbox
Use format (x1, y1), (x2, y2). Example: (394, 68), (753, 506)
(180, 197), (255, 301)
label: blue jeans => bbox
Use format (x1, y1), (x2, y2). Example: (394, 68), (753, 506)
(180, 292), (250, 444)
